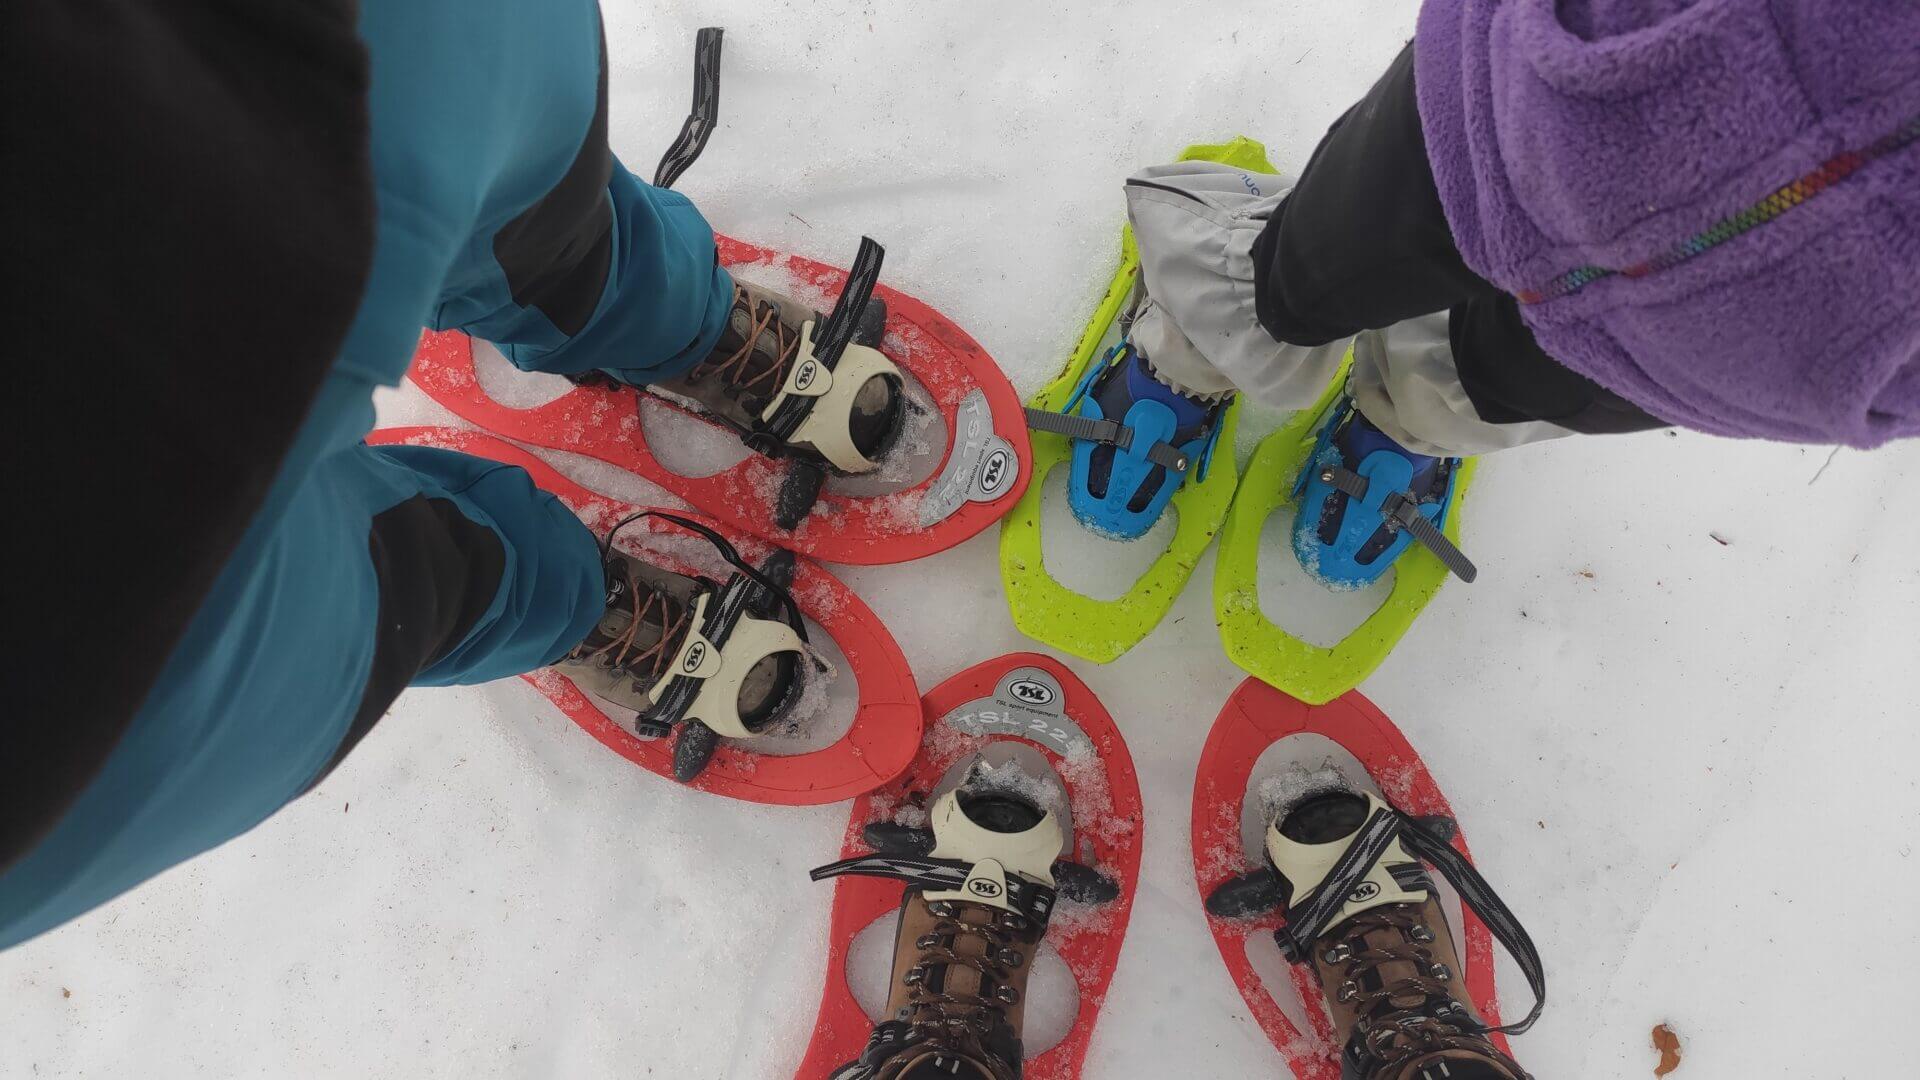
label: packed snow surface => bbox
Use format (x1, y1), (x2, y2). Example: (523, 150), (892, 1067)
(7, 3), (1920, 1079)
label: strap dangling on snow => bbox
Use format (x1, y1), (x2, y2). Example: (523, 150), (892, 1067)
(1319, 465), (1477, 583)
(1274, 805), (1545, 1036)
(654, 27), (724, 190)
(1024, 408), (1191, 473)
(810, 852), (1059, 927)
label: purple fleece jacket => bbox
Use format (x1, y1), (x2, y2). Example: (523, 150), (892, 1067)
(1415, 0), (1920, 447)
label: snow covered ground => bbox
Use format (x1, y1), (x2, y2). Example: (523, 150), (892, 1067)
(7, 2), (1920, 1077)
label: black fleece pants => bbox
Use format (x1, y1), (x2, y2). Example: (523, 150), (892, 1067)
(1250, 44), (1662, 435)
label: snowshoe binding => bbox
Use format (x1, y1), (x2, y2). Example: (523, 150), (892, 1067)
(554, 511), (816, 782)
(568, 26), (909, 529)
(574, 253), (908, 531)
(406, 28), (1029, 563)
(1293, 395), (1474, 589)
(998, 138), (1269, 665)
(813, 765), (1119, 1080)
(1027, 291), (1229, 542)
(1206, 785), (1543, 1080)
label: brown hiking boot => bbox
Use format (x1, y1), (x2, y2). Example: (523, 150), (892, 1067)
(817, 774), (1072, 1080)
(654, 278), (904, 473)
(552, 522), (809, 782)
(1208, 787), (1546, 1080)
(1269, 791), (1530, 1080)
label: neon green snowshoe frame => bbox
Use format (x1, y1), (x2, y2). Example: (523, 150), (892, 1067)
(998, 138), (1275, 663)
(1213, 354), (1478, 703)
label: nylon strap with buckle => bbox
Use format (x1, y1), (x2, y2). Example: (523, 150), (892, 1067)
(1319, 465), (1477, 582)
(1024, 407), (1191, 473)
(810, 852), (1057, 927)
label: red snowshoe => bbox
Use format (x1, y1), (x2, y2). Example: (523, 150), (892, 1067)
(405, 29), (1028, 565)
(1190, 679), (1545, 1079)
(367, 427), (922, 805)
(795, 654), (1142, 1079)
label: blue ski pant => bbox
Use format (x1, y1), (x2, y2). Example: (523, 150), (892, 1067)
(0, 0), (733, 949)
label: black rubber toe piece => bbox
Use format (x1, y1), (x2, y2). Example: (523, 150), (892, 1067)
(672, 720), (721, 782)
(1279, 792), (1369, 845)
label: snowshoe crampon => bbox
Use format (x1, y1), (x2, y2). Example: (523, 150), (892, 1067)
(1212, 361), (1478, 704)
(1190, 678), (1527, 1078)
(998, 139), (1280, 664)
(795, 654), (1142, 1079)
(366, 427), (922, 805)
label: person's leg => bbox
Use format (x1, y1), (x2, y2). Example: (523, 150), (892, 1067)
(0, 0), (640, 948)
(1249, 45), (1484, 347)
(1348, 313), (1575, 457)
(0, 376), (605, 950)
(1130, 44), (1661, 451)
(428, 23), (732, 388)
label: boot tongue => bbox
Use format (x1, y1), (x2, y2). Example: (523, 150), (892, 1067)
(923, 902), (1001, 1015)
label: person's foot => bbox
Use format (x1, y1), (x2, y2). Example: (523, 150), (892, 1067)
(820, 770), (1079, 1080)
(1208, 788), (1534, 1080)
(1292, 396), (1471, 588)
(552, 521), (809, 781)
(654, 278), (905, 473)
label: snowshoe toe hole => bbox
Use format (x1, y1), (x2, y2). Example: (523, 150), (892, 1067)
(1278, 792), (1369, 845)
(738, 650), (802, 733)
(848, 373), (905, 462)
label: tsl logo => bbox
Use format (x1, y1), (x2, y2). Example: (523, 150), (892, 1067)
(681, 642), (708, 674)
(1007, 679), (1055, 707)
(792, 359), (819, 392)
(978, 447), (1013, 497)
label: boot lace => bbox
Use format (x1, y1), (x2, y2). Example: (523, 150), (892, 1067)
(692, 286), (804, 404)
(893, 900), (1028, 1079)
(566, 567), (691, 686)
(1324, 907), (1526, 1075)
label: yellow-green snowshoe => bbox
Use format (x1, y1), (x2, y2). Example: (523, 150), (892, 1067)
(998, 138), (1276, 663)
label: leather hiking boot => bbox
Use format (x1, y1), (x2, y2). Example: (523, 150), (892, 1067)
(654, 278), (904, 473)
(552, 515), (811, 782)
(816, 770), (1096, 1080)
(1208, 787), (1547, 1080)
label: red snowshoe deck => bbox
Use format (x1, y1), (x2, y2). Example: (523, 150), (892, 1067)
(407, 235), (1029, 565)
(794, 654), (1142, 1079)
(367, 426), (923, 805)
(1190, 679), (1512, 1077)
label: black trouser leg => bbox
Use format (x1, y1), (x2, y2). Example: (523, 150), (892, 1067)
(1250, 45), (1662, 434)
